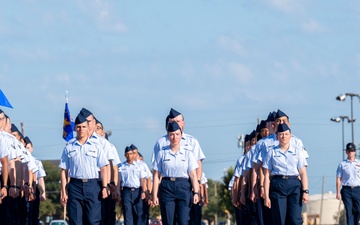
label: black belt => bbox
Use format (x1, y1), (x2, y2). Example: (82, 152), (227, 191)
(162, 177), (189, 181)
(70, 178), (98, 183)
(122, 187), (139, 191)
(271, 175), (298, 180)
(343, 186), (360, 189)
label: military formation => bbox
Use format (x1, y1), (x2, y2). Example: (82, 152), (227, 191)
(0, 108), (47, 225)
(229, 109), (309, 225)
(59, 107), (209, 225)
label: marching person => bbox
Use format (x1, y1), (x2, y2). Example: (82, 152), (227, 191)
(59, 113), (109, 225)
(118, 146), (147, 225)
(25, 136), (47, 225)
(263, 123), (308, 225)
(152, 121), (200, 225)
(336, 142), (360, 225)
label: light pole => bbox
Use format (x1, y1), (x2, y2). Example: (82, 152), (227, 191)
(336, 93), (360, 144)
(331, 116), (354, 160)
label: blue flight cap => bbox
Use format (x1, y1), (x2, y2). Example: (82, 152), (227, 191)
(167, 121), (181, 132)
(346, 142), (356, 151)
(24, 136), (32, 146)
(105, 133), (109, 140)
(124, 146), (132, 153)
(79, 108), (93, 118)
(276, 109), (288, 119)
(266, 112), (272, 122)
(130, 144), (138, 150)
(270, 111), (277, 122)
(168, 108), (181, 119)
(259, 120), (267, 130)
(11, 124), (20, 133)
(255, 124), (261, 133)
(95, 117), (100, 124)
(75, 114), (87, 125)
(277, 123), (290, 133)
(0, 109), (3, 114)
(249, 130), (256, 140)
(138, 152), (143, 157)
(244, 134), (250, 142)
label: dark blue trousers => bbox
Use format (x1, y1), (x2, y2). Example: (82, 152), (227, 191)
(341, 186), (360, 225)
(189, 202), (203, 225)
(102, 196), (116, 225)
(67, 179), (102, 225)
(121, 187), (143, 225)
(270, 176), (302, 225)
(159, 178), (192, 225)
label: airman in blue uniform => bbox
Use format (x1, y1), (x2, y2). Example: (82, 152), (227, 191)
(336, 142), (360, 225)
(119, 146), (147, 225)
(263, 123), (308, 225)
(59, 113), (109, 225)
(152, 121), (200, 225)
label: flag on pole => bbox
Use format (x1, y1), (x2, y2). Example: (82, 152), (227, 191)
(0, 89), (13, 108)
(63, 92), (74, 141)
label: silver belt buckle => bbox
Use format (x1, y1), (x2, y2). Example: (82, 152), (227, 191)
(82, 179), (88, 182)
(170, 177), (176, 181)
(282, 176), (288, 180)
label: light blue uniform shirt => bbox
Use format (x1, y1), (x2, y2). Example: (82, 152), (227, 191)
(336, 159), (360, 187)
(262, 144), (307, 176)
(119, 161), (147, 188)
(256, 133), (309, 163)
(151, 132), (205, 168)
(59, 139), (109, 179)
(136, 159), (152, 179)
(233, 155), (246, 178)
(90, 132), (121, 164)
(153, 146), (199, 178)
(245, 145), (257, 170)
(229, 175), (235, 190)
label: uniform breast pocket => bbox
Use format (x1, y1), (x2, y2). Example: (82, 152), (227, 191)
(68, 151), (78, 158)
(86, 150), (98, 158)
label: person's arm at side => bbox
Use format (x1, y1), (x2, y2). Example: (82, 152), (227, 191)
(189, 169), (200, 204)
(263, 168), (271, 208)
(0, 156), (8, 200)
(60, 169), (68, 206)
(38, 176), (46, 201)
(336, 177), (342, 200)
(299, 166), (309, 204)
(100, 166), (109, 199)
(152, 170), (160, 206)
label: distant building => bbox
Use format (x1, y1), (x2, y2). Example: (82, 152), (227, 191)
(304, 191), (344, 224)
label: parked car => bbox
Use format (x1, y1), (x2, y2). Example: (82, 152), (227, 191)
(49, 220), (68, 225)
(149, 219), (162, 225)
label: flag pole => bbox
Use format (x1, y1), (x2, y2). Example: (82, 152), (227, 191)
(65, 91), (69, 104)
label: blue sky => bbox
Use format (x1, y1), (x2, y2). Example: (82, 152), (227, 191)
(2, 0), (360, 195)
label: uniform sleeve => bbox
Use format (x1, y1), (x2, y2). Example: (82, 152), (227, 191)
(297, 148), (307, 170)
(187, 152), (199, 173)
(0, 136), (8, 159)
(151, 139), (162, 168)
(152, 149), (162, 172)
(36, 160), (46, 178)
(97, 145), (109, 169)
(59, 146), (69, 170)
(336, 163), (343, 178)
(191, 138), (206, 161)
(27, 153), (39, 172)
(109, 144), (121, 165)
(262, 149), (273, 171)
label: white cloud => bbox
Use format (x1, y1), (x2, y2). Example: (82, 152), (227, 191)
(227, 63), (252, 83)
(77, 0), (128, 33)
(301, 19), (327, 33)
(266, 0), (304, 13)
(218, 36), (246, 56)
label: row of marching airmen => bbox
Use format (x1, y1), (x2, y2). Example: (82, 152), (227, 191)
(229, 109), (309, 225)
(59, 107), (208, 225)
(0, 108), (47, 225)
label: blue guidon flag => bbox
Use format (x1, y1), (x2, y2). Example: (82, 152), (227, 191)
(63, 93), (74, 141)
(0, 89), (13, 108)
